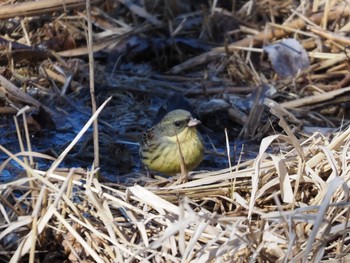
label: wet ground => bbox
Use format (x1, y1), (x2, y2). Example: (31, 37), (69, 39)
(0, 78), (258, 183)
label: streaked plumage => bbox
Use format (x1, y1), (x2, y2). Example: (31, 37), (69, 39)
(140, 109), (204, 175)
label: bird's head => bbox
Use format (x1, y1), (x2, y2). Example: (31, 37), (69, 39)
(158, 109), (201, 137)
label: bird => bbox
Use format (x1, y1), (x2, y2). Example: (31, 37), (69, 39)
(140, 109), (205, 175)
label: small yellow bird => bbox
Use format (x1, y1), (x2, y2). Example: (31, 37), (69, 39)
(140, 109), (205, 175)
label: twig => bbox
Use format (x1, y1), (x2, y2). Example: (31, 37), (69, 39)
(86, 0), (99, 170)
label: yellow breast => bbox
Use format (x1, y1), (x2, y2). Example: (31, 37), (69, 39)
(141, 127), (204, 175)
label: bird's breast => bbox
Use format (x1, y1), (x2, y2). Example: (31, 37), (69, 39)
(141, 127), (204, 175)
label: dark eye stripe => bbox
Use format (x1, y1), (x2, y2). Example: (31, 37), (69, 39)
(174, 120), (183, 127)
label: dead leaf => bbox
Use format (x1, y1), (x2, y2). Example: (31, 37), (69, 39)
(263, 38), (310, 78)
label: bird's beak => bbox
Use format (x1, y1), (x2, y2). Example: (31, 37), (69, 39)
(187, 117), (201, 127)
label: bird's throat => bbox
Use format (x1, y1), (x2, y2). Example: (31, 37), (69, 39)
(168, 127), (196, 144)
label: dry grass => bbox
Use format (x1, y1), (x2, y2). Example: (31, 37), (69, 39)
(1, 99), (350, 262)
(0, 100), (350, 262)
(1, 0), (350, 262)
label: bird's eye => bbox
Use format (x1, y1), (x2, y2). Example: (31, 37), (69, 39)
(174, 121), (182, 127)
